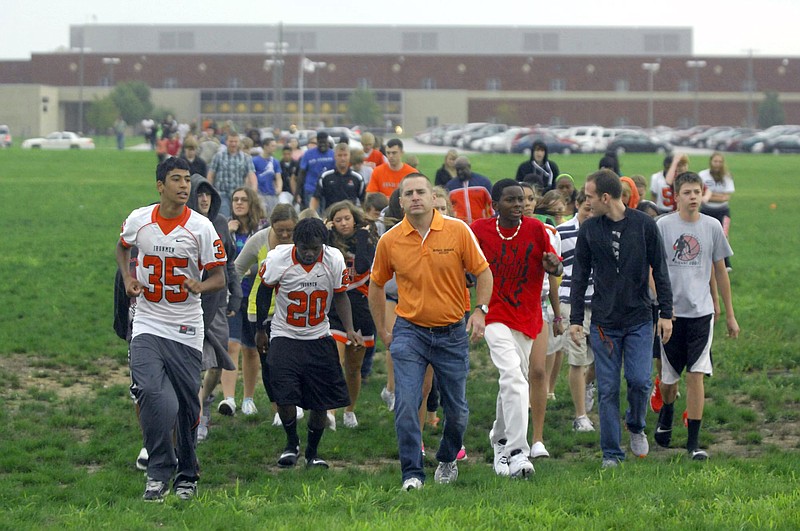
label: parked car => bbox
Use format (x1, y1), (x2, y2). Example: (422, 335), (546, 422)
(318, 127), (363, 150)
(608, 132), (670, 154)
(21, 131), (95, 150)
(444, 122), (486, 146)
(762, 134), (800, 154)
(564, 125), (606, 153)
(0, 125), (11, 148)
(740, 125), (800, 153)
(475, 127), (530, 153)
(511, 132), (578, 155)
(459, 123), (508, 150)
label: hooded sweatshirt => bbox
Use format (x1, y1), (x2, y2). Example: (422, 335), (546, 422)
(515, 140), (560, 191)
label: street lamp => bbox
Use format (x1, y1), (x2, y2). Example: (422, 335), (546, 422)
(265, 34), (288, 129)
(642, 62), (660, 129)
(102, 57), (120, 87)
(298, 52), (327, 130)
(744, 49), (758, 128)
(686, 60), (707, 126)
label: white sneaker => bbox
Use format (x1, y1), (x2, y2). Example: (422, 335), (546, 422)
(218, 397), (236, 416)
(585, 382), (595, 412)
(508, 451), (535, 479)
(492, 438), (510, 477)
(326, 411), (337, 431)
(530, 441), (550, 459)
(241, 398), (258, 416)
(402, 477), (423, 491)
(381, 387), (395, 411)
(434, 461), (458, 484)
(630, 430), (649, 458)
(547, 392), (557, 401)
(573, 415), (595, 432)
(136, 447), (149, 471)
(272, 412), (283, 427)
(197, 416), (209, 442)
(343, 411), (358, 428)
(296, 406), (305, 419)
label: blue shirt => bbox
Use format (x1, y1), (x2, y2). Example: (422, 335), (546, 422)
(300, 147), (335, 195)
(252, 155), (281, 195)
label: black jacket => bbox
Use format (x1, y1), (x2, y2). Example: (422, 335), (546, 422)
(570, 207), (672, 329)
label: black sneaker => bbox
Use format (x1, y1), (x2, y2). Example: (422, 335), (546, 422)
(306, 457), (329, 469)
(143, 477), (169, 502)
(173, 476), (198, 500)
(690, 449), (709, 461)
(277, 445), (300, 468)
(654, 426), (672, 448)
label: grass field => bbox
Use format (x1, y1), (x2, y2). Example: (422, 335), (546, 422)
(0, 144), (798, 529)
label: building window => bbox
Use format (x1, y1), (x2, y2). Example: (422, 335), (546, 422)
(228, 77), (242, 89)
(357, 78), (371, 89)
(284, 32), (317, 50)
(426, 116), (439, 128)
(550, 116), (565, 126)
(644, 33), (680, 53)
(614, 117), (629, 127)
(614, 79), (629, 92)
(550, 78), (566, 92)
(163, 77), (178, 89)
(487, 78), (502, 91)
(421, 78), (436, 90)
(523, 32), (559, 52)
(678, 79), (692, 92)
(402, 32), (438, 51)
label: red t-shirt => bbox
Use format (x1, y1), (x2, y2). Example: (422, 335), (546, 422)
(470, 216), (558, 339)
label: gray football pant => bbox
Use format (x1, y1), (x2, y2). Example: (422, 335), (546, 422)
(130, 333), (202, 483)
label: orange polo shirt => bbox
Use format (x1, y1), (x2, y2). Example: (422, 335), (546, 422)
(372, 209), (489, 328)
(365, 163), (417, 198)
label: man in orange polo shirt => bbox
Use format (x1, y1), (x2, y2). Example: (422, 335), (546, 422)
(365, 139), (417, 198)
(369, 173), (493, 491)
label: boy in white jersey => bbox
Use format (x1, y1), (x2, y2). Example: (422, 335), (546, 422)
(255, 218), (363, 469)
(655, 172), (739, 460)
(116, 157), (227, 502)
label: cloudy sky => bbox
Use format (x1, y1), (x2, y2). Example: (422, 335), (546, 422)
(2, 0), (799, 59)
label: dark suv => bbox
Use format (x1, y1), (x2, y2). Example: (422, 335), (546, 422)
(0, 125), (11, 148)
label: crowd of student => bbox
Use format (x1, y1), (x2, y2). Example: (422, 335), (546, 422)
(115, 132), (738, 500)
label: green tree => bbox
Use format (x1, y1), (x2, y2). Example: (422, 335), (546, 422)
(85, 95), (118, 133)
(346, 88), (383, 127)
(758, 92), (784, 129)
(110, 81), (154, 125)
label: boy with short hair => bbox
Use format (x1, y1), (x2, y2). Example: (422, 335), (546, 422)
(655, 172), (739, 460)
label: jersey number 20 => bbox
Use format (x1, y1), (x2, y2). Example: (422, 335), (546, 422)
(286, 290), (328, 327)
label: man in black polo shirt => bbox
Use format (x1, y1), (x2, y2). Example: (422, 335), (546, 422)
(310, 143), (366, 214)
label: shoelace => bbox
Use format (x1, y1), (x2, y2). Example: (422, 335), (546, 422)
(146, 479), (165, 492)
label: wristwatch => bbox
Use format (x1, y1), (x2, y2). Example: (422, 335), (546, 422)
(474, 304), (489, 315)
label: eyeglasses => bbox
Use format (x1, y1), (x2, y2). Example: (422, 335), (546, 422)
(232, 197), (249, 203)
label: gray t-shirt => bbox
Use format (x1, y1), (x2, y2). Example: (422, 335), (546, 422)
(656, 213), (733, 318)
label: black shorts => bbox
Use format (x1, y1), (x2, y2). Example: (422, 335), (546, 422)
(660, 314), (714, 385)
(267, 335), (350, 411)
(329, 291), (375, 347)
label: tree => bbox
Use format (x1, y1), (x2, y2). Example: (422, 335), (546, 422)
(110, 81), (154, 125)
(346, 88), (383, 127)
(85, 95), (118, 133)
(758, 92), (784, 129)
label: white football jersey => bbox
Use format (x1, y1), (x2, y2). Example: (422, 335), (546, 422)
(120, 204), (226, 350)
(258, 244), (349, 341)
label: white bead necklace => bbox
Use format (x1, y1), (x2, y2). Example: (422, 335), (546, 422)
(495, 218), (522, 241)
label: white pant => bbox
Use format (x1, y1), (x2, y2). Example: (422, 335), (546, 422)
(485, 322), (533, 455)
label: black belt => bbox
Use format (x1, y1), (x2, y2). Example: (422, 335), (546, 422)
(425, 318), (465, 334)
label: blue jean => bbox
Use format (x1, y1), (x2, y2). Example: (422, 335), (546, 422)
(390, 317), (470, 483)
(590, 320), (653, 461)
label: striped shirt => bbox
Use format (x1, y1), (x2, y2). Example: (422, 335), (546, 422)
(557, 216), (594, 305)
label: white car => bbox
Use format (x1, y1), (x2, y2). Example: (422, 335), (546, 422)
(22, 132), (95, 150)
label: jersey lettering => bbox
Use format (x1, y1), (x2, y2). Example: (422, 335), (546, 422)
(213, 239), (226, 260)
(285, 290), (328, 327)
(660, 186), (675, 208)
(142, 255), (189, 303)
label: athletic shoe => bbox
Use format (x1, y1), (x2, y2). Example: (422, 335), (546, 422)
(654, 426), (672, 448)
(508, 450), (534, 479)
(218, 397), (236, 416)
(241, 398), (258, 416)
(530, 441), (550, 459)
(585, 382), (595, 413)
(601, 458), (619, 469)
(343, 411), (358, 428)
(434, 461), (458, 484)
(380, 387), (395, 411)
(456, 445), (468, 461)
(326, 411), (337, 431)
(136, 447), (149, 471)
(143, 477), (169, 502)
(296, 406), (305, 420)
(197, 416), (209, 442)
(573, 415), (595, 432)
(493, 440), (510, 477)
(272, 412), (283, 427)
(690, 449), (709, 461)
(630, 431), (649, 458)
(306, 457), (329, 469)
(683, 410), (689, 427)
(277, 445), (300, 468)
(173, 477), (197, 500)
(650, 378), (663, 413)
(547, 392), (557, 401)
(402, 477), (423, 491)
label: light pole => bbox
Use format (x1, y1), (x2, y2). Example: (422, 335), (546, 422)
(265, 29), (287, 129)
(744, 49), (757, 128)
(686, 60), (707, 126)
(102, 57), (120, 87)
(642, 62), (660, 129)
(298, 53), (327, 130)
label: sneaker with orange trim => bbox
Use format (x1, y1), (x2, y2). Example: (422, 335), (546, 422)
(650, 377), (663, 413)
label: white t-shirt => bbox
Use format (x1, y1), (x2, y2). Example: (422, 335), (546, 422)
(258, 244), (348, 340)
(120, 204), (226, 350)
(699, 169), (735, 210)
(650, 171), (675, 214)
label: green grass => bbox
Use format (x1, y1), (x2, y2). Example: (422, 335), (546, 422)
(0, 146), (798, 528)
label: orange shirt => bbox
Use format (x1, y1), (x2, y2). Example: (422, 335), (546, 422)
(372, 209), (489, 327)
(365, 163), (417, 198)
(364, 149), (386, 168)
